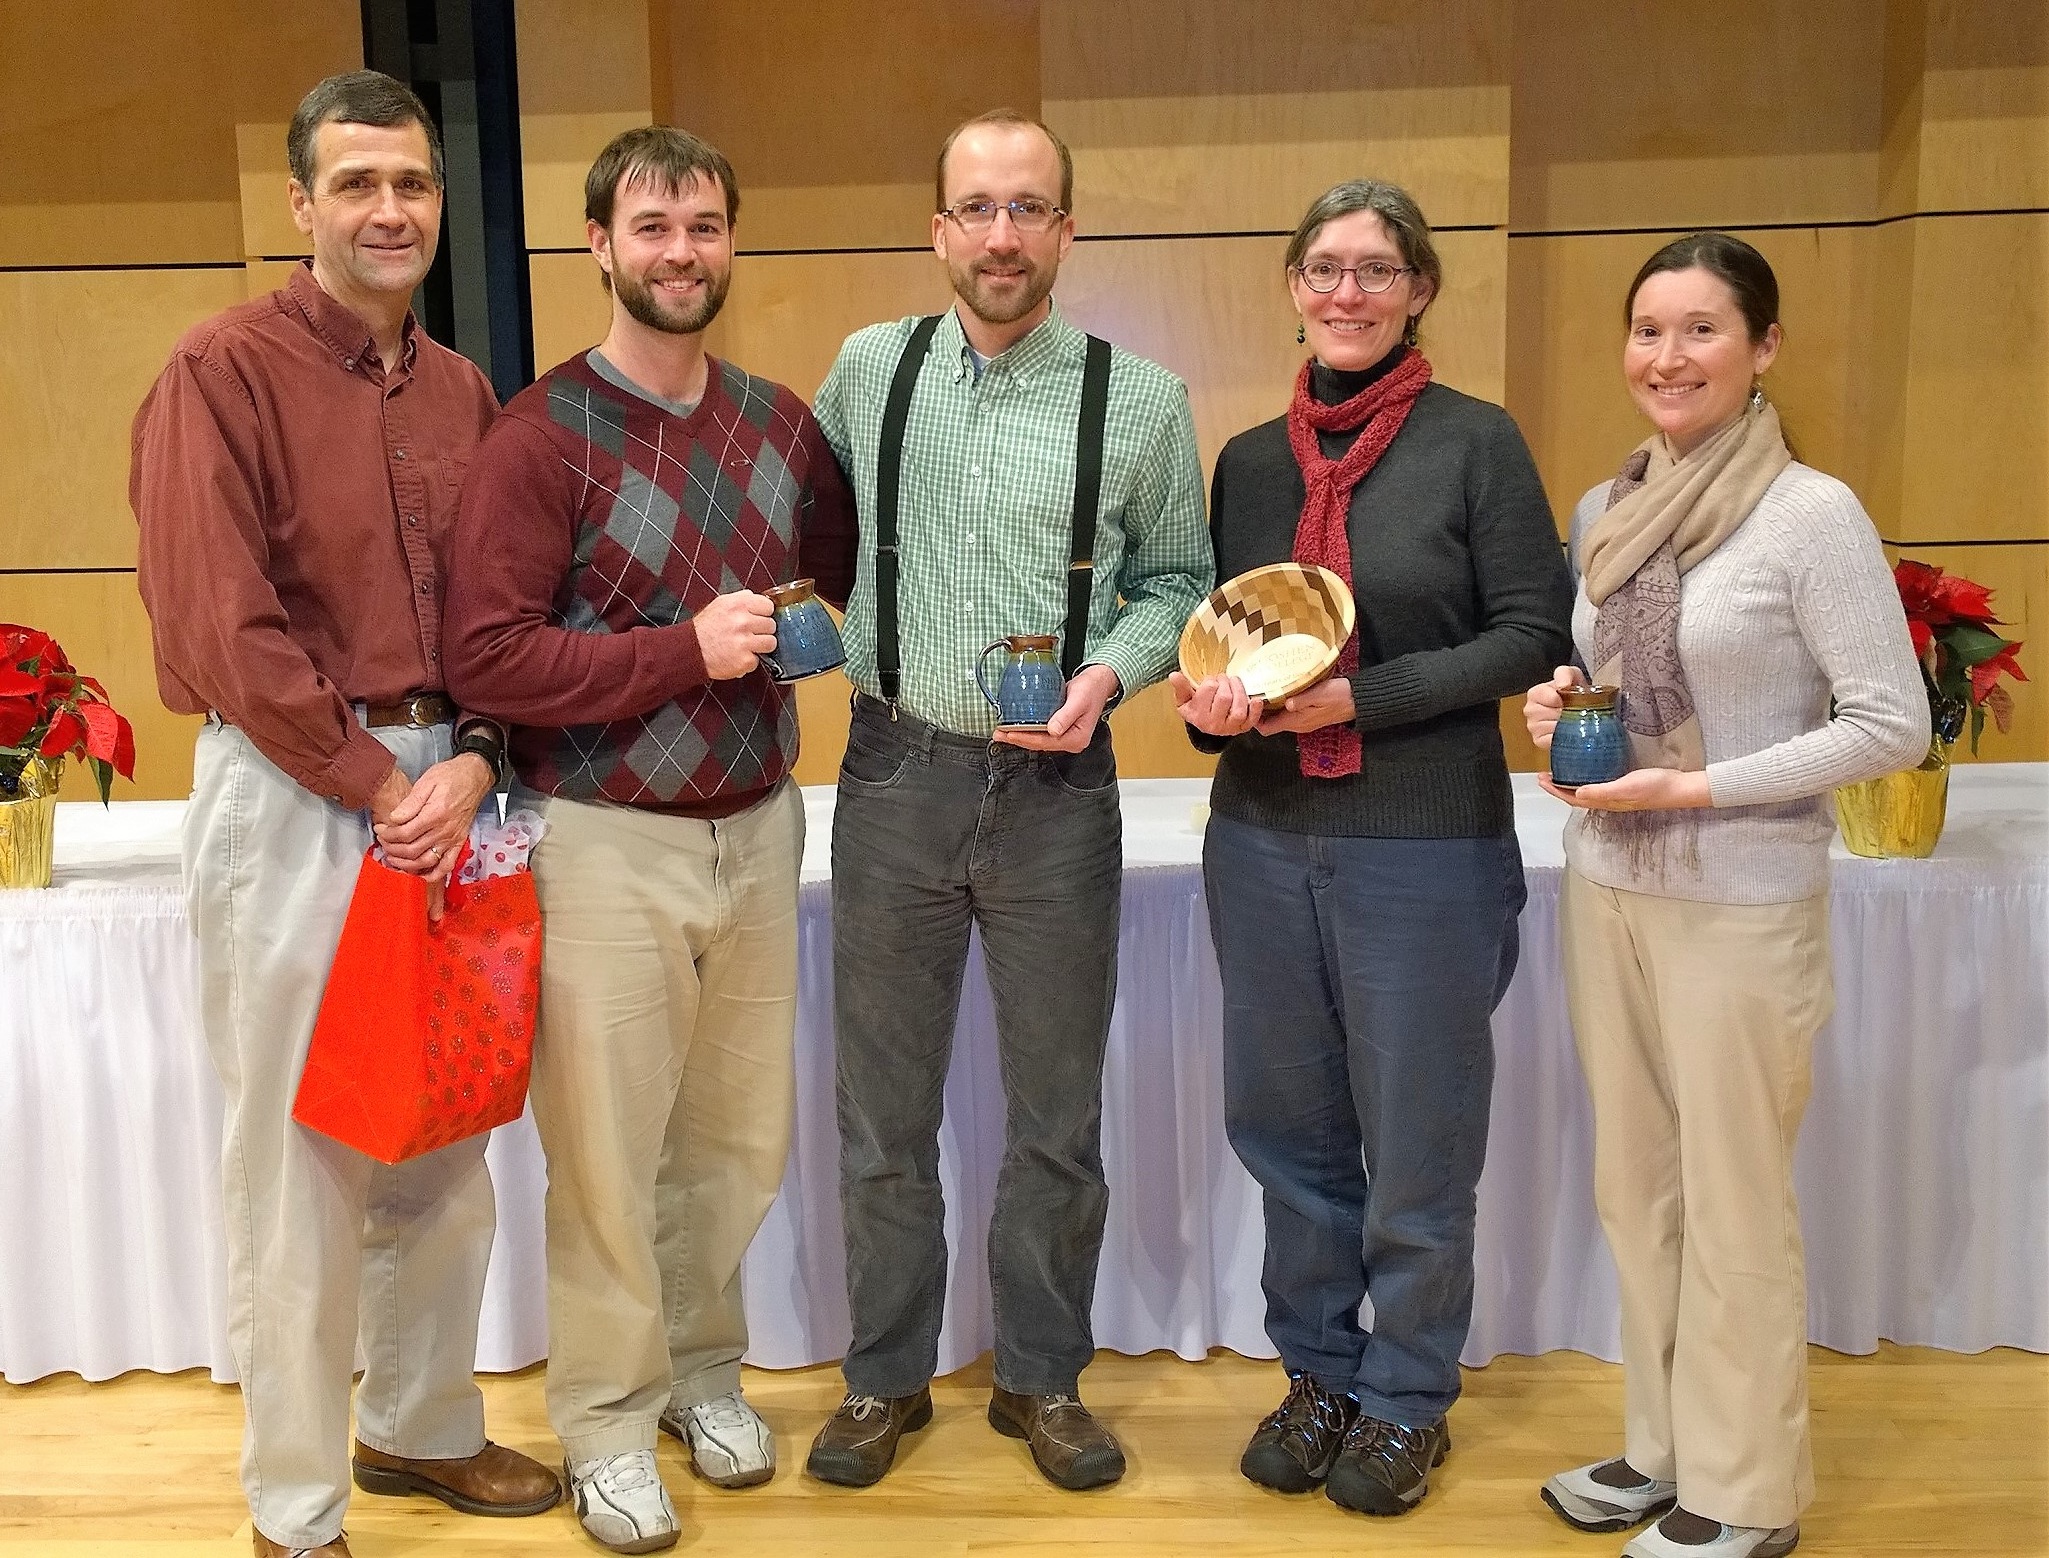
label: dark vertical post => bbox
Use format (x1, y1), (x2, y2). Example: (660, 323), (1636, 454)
(358, 0), (533, 401)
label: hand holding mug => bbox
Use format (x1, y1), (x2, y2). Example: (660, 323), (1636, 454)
(1523, 665), (1580, 750)
(695, 590), (777, 680)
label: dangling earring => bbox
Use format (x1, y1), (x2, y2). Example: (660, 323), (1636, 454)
(1296, 319), (1306, 345)
(1749, 383), (1765, 411)
(1403, 316), (1419, 349)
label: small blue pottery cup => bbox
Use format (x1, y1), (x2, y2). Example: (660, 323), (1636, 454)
(761, 579), (845, 682)
(975, 634), (1064, 728)
(1550, 683), (1631, 788)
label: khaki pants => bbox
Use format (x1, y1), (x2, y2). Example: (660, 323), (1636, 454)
(1562, 869), (1831, 1530)
(185, 722), (495, 1551)
(522, 780), (802, 1461)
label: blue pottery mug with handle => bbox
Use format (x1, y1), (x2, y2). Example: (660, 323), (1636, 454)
(760, 578), (845, 682)
(1550, 683), (1631, 788)
(975, 634), (1064, 729)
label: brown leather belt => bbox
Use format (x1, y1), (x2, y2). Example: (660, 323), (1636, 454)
(360, 693), (458, 729)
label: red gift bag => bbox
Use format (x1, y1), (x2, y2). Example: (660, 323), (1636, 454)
(293, 848), (542, 1164)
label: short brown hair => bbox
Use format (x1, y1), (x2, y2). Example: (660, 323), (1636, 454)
(1625, 231), (1780, 344)
(585, 125), (740, 229)
(1284, 179), (1443, 347)
(935, 109), (1073, 212)
(288, 70), (443, 191)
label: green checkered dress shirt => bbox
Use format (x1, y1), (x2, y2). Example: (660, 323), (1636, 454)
(812, 303), (1212, 737)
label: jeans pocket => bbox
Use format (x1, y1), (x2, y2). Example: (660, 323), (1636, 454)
(1050, 730), (1118, 798)
(840, 722), (911, 790)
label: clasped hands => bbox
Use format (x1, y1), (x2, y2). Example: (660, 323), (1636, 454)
(1168, 670), (1357, 738)
(1521, 665), (1712, 813)
(370, 751), (496, 921)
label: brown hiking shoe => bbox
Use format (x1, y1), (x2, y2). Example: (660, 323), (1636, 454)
(804, 1389), (933, 1487)
(1240, 1372), (1357, 1492)
(988, 1388), (1126, 1490)
(1325, 1412), (1451, 1515)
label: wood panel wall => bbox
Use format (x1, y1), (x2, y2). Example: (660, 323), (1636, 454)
(3, 2), (2041, 799)
(0, 0), (360, 800)
(1506, 0), (2048, 765)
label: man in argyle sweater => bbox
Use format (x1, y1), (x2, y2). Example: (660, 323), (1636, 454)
(443, 128), (853, 1554)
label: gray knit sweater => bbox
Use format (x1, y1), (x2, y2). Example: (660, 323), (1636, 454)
(1565, 462), (1930, 905)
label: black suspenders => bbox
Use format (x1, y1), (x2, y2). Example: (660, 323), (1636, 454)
(873, 315), (1114, 703)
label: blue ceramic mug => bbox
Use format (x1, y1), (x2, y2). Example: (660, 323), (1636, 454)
(975, 634), (1064, 728)
(1550, 683), (1631, 788)
(761, 579), (845, 682)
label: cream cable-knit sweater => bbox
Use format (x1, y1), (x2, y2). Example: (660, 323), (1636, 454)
(1565, 461), (1930, 905)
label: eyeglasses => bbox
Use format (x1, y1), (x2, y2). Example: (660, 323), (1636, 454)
(941, 198), (1067, 234)
(1293, 259), (1417, 294)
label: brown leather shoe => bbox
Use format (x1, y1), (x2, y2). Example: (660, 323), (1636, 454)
(988, 1387), (1126, 1490)
(351, 1438), (561, 1516)
(804, 1389), (934, 1486)
(253, 1531), (350, 1557)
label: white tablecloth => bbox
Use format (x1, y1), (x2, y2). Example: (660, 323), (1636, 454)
(3, 770), (2043, 1384)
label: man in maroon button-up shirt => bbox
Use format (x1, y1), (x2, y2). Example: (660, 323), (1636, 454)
(129, 72), (556, 1558)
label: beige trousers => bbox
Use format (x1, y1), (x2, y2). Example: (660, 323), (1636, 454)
(522, 779), (802, 1461)
(1562, 868), (1831, 1530)
(185, 721), (495, 1551)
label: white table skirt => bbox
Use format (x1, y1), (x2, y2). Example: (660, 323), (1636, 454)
(2, 770), (2043, 1384)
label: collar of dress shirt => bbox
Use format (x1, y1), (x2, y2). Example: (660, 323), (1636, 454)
(941, 299), (1080, 389)
(285, 260), (420, 379)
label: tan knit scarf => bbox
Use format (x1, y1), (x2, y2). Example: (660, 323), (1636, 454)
(1583, 400), (1791, 772)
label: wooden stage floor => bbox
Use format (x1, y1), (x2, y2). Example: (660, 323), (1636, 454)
(3, 1346), (2043, 1555)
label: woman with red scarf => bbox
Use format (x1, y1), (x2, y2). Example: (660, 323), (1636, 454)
(1169, 179), (1572, 1518)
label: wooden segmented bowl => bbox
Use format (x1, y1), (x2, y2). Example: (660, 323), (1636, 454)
(1177, 563), (1357, 705)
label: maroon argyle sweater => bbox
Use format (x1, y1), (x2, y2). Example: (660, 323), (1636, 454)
(443, 351), (855, 811)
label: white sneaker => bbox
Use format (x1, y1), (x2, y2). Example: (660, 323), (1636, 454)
(659, 1390), (776, 1489)
(565, 1449), (679, 1554)
(1623, 1511), (1800, 1558)
(1542, 1457), (1678, 1531)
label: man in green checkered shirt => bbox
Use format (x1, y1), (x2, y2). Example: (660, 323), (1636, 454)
(804, 109), (1210, 1495)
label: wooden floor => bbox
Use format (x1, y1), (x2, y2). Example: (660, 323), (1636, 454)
(2, 1346), (2043, 1556)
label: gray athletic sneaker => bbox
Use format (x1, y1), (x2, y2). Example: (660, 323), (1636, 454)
(1623, 1510), (1800, 1558)
(565, 1449), (679, 1554)
(1543, 1458), (1679, 1532)
(659, 1390), (776, 1489)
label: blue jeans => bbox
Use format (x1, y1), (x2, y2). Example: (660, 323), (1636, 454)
(1204, 814), (1525, 1426)
(832, 697), (1122, 1398)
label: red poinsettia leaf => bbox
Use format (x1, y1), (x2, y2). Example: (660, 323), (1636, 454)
(1968, 639), (2027, 699)
(38, 706), (85, 760)
(110, 711), (135, 780)
(1984, 681), (2015, 734)
(0, 665), (48, 699)
(0, 694), (37, 748)
(79, 700), (136, 778)
(1892, 560), (1948, 624)
(1932, 572), (1998, 624)
(0, 625), (57, 669)
(1907, 619), (1933, 658)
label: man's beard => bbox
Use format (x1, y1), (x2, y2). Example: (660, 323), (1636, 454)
(615, 263), (730, 335)
(950, 253), (1056, 326)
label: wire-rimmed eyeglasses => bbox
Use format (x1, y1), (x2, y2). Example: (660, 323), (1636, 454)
(941, 198), (1067, 234)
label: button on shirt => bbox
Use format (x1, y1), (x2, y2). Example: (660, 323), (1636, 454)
(131, 263), (497, 808)
(812, 304), (1211, 736)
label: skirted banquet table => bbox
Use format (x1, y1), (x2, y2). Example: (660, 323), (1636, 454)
(3, 770), (2044, 1385)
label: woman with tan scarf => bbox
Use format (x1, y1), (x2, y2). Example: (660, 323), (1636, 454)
(1522, 234), (1927, 1558)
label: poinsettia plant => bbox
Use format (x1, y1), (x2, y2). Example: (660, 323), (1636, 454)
(0, 624), (136, 804)
(1893, 561), (2027, 754)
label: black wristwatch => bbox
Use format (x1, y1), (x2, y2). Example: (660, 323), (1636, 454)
(453, 718), (507, 785)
